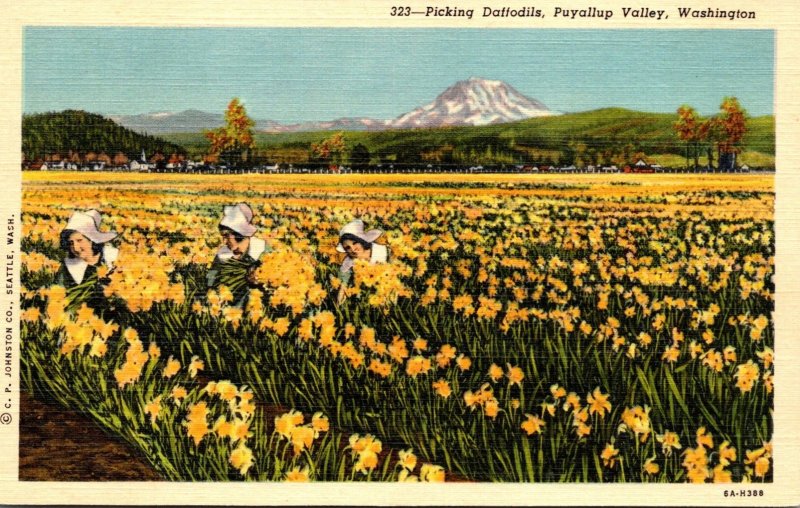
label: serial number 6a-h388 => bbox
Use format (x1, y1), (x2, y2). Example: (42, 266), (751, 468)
(723, 489), (765, 497)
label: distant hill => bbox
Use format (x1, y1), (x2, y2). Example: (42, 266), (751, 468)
(164, 107), (774, 167)
(22, 110), (186, 161)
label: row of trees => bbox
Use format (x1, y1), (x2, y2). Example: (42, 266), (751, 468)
(560, 141), (652, 169)
(204, 99), (372, 170)
(674, 97), (747, 171)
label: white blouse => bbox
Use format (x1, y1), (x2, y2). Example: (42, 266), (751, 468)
(64, 244), (118, 285)
(215, 237), (268, 262)
(340, 243), (389, 274)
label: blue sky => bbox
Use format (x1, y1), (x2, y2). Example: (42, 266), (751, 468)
(24, 28), (774, 122)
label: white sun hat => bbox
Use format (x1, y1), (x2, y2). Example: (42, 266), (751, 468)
(220, 203), (258, 237)
(63, 210), (118, 244)
(336, 219), (383, 253)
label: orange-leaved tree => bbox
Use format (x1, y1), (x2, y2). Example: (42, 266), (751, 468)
(674, 105), (702, 170)
(310, 132), (346, 171)
(717, 97), (747, 171)
(204, 98), (255, 167)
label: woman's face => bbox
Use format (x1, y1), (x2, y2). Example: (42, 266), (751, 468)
(341, 239), (371, 261)
(221, 230), (250, 258)
(67, 232), (96, 262)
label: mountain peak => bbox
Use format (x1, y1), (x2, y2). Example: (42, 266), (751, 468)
(463, 76), (501, 85)
(390, 78), (555, 129)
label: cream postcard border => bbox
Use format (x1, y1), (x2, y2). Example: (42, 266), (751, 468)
(1, 0), (798, 505)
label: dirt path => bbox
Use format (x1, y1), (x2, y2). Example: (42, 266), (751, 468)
(19, 390), (470, 482)
(19, 390), (163, 481)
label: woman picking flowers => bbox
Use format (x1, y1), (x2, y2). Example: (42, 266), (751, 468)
(336, 219), (389, 304)
(55, 209), (119, 310)
(206, 203), (272, 307)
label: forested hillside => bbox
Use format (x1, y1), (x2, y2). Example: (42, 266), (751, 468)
(22, 110), (186, 161)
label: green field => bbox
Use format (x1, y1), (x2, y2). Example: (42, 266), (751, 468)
(163, 108), (775, 168)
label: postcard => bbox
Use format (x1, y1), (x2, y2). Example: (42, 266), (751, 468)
(1, 0), (798, 505)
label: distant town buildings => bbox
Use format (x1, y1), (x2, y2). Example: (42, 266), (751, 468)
(22, 151), (766, 174)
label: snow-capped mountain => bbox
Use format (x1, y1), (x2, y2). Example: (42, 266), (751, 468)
(389, 78), (556, 129)
(109, 109), (385, 134)
(107, 109), (226, 134)
(263, 117), (390, 133)
(109, 79), (555, 134)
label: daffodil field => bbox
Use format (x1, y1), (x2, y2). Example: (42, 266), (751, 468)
(20, 172), (774, 483)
